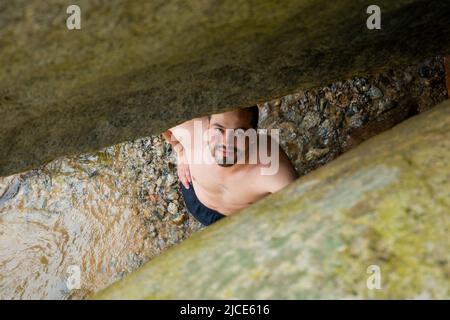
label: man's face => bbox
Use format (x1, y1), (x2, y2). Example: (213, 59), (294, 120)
(207, 110), (253, 167)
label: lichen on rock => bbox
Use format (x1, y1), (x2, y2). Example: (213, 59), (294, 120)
(0, 56), (448, 299)
(93, 99), (450, 299)
(1, 0), (450, 176)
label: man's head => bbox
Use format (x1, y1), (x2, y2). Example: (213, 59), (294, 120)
(207, 106), (259, 167)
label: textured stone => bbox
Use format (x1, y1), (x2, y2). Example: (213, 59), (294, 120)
(1, 57), (446, 299)
(93, 99), (450, 299)
(1, 0), (450, 176)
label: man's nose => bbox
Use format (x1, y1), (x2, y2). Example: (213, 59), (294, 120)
(223, 130), (236, 147)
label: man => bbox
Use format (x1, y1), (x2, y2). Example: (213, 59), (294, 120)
(162, 106), (298, 226)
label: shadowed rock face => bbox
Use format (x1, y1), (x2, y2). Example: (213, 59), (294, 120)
(1, 0), (450, 176)
(0, 57), (446, 299)
(93, 99), (450, 299)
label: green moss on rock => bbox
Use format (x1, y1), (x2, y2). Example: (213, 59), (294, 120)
(1, 0), (450, 176)
(93, 99), (450, 299)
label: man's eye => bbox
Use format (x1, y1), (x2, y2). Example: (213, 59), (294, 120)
(214, 128), (222, 133)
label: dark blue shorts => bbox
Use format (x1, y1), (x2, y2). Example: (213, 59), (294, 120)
(180, 181), (225, 226)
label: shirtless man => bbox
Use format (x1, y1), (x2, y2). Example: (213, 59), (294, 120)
(162, 106), (298, 226)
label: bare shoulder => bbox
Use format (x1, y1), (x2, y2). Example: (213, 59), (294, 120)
(254, 132), (299, 194)
(170, 116), (207, 145)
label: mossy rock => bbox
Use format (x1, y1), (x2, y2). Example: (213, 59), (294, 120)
(93, 99), (450, 299)
(1, 0), (450, 176)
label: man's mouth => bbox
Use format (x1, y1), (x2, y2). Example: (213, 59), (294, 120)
(220, 147), (235, 156)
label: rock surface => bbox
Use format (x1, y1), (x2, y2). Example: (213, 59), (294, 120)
(1, 0), (450, 176)
(0, 139), (203, 299)
(0, 56), (447, 299)
(94, 99), (450, 299)
(260, 56), (448, 176)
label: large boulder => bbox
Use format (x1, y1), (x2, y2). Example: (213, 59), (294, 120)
(1, 0), (450, 176)
(93, 99), (450, 299)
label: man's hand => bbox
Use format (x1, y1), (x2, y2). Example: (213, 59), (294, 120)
(162, 130), (192, 189)
(162, 130), (174, 145)
(176, 149), (192, 189)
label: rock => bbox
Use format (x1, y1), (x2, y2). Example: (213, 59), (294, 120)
(347, 113), (367, 128)
(1, 1), (450, 176)
(165, 174), (176, 186)
(0, 177), (22, 206)
(148, 225), (158, 238)
(0, 46), (448, 299)
(167, 202), (178, 215)
(368, 86), (383, 99)
(259, 55), (447, 177)
(172, 214), (186, 226)
(143, 209), (151, 219)
(165, 191), (179, 201)
(302, 112), (321, 129)
(147, 194), (158, 204)
(419, 65), (432, 78)
(305, 147), (330, 161)
(93, 99), (450, 299)
(445, 56), (450, 94)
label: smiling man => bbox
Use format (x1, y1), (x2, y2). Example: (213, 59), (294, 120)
(162, 106), (298, 226)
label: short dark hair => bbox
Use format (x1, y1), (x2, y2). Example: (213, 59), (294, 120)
(208, 106), (259, 129)
(245, 105), (259, 129)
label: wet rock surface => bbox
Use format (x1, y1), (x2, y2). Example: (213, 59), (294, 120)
(0, 141), (203, 299)
(0, 56), (448, 299)
(260, 56), (448, 176)
(95, 98), (450, 299)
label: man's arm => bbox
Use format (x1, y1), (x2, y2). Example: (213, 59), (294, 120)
(162, 121), (193, 188)
(262, 143), (299, 194)
(163, 116), (207, 158)
(162, 129), (184, 157)
(163, 117), (197, 155)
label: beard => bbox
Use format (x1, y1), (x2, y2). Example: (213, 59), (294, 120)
(211, 144), (242, 167)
